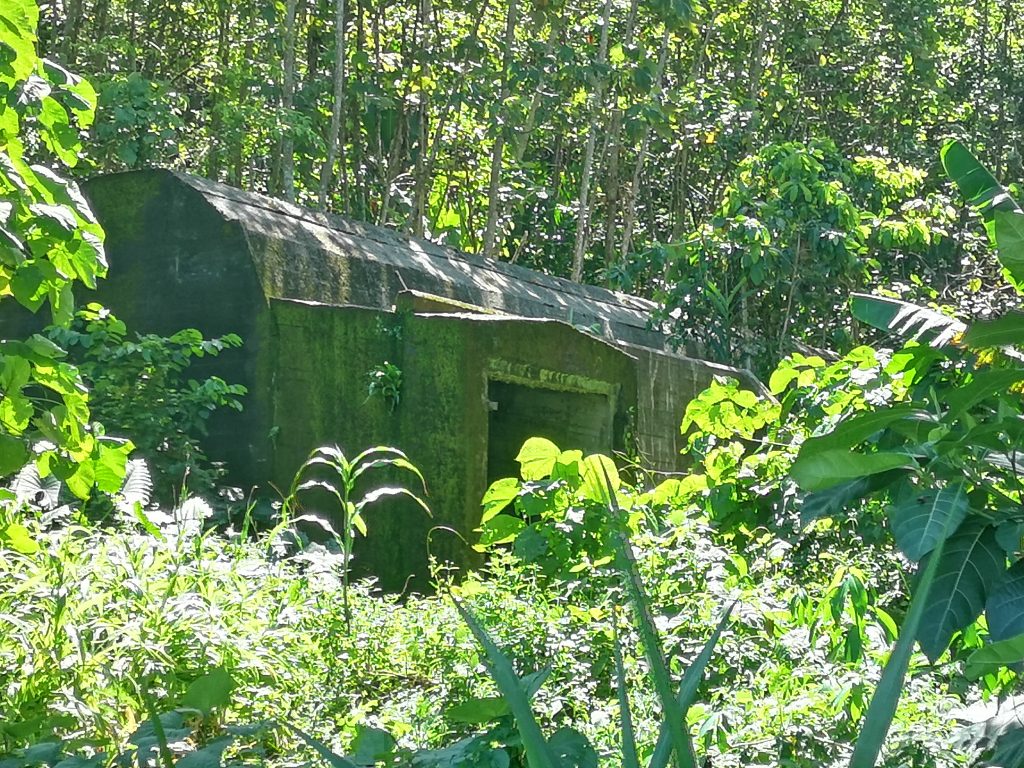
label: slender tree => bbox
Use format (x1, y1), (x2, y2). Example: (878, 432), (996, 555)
(482, 0), (519, 259)
(319, 0), (347, 210)
(570, 0), (613, 282)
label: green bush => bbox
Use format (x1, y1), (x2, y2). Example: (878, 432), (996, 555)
(44, 305), (246, 502)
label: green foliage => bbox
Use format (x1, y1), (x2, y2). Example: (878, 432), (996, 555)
(24, 0), (1020, 305)
(787, 142), (1024, 765)
(43, 304), (246, 501)
(366, 361), (402, 412)
(0, 0), (128, 498)
(649, 140), (965, 373)
(479, 437), (629, 580)
(93, 72), (184, 169)
(941, 141), (1024, 291)
(281, 444), (430, 632)
(1, 392), (980, 767)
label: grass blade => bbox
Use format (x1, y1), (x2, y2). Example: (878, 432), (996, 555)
(649, 603), (734, 768)
(612, 613), (641, 768)
(848, 534), (947, 768)
(599, 463), (692, 768)
(282, 721), (359, 768)
(452, 599), (558, 768)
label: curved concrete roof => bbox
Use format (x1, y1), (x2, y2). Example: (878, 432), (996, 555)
(94, 169), (675, 351)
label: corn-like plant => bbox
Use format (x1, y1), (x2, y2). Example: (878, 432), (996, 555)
(278, 445), (430, 632)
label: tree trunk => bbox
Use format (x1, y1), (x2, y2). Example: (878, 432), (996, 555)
(742, 0), (767, 152)
(671, 19), (712, 239)
(482, 0), (519, 259)
(280, 0), (301, 202)
(602, 108), (622, 272)
(409, 0), (434, 236)
(570, 0), (614, 282)
(319, 0), (347, 210)
(205, 0), (232, 180)
(597, 0), (638, 271)
(60, 0), (83, 65)
(409, 1), (491, 236)
(513, 14), (563, 163)
(620, 27), (669, 258)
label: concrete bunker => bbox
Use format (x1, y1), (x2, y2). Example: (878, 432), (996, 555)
(11, 169), (752, 589)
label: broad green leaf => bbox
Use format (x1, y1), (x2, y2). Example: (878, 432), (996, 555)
(1, 522), (38, 554)
(944, 369), (1024, 420)
(965, 632), (1024, 680)
(93, 441), (131, 494)
(548, 728), (597, 768)
(481, 477), (519, 523)
(552, 450), (583, 483)
(994, 209), (1024, 292)
(446, 697), (510, 724)
(63, 458), (95, 499)
(941, 140), (1013, 224)
(516, 437), (560, 481)
(800, 472), (903, 526)
(917, 521), (1005, 662)
(0, 0), (39, 81)
(0, 433), (29, 475)
(985, 559), (1024, 642)
(996, 522), (1024, 556)
(849, 529), (948, 768)
(651, 475), (708, 507)
(941, 141), (1024, 290)
(850, 293), (964, 346)
(963, 311), (1024, 349)
(790, 450), (916, 493)
(358, 486), (431, 517)
(179, 668), (235, 715)
(176, 738), (233, 768)
(889, 482), (970, 562)
(800, 406), (931, 455)
(479, 514), (525, 545)
(351, 726), (396, 765)
(579, 454), (619, 502)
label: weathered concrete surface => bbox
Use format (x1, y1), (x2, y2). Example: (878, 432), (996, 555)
(36, 168), (759, 589)
(268, 302), (636, 585)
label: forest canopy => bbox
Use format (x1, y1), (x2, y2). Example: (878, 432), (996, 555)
(34, 0), (1024, 369)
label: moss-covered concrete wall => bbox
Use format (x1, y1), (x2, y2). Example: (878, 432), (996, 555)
(624, 344), (763, 471)
(81, 171), (278, 486)
(0, 169), (765, 592)
(267, 299), (636, 590)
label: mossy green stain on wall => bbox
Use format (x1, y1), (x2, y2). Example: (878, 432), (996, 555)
(49, 170), (753, 593)
(262, 304), (638, 590)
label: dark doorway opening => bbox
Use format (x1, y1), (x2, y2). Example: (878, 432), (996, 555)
(486, 379), (613, 485)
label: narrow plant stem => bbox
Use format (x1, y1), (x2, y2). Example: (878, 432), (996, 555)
(612, 609), (641, 768)
(342, 491), (352, 635)
(139, 677), (175, 768)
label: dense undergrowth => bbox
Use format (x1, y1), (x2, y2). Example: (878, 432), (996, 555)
(0, 477), (972, 768)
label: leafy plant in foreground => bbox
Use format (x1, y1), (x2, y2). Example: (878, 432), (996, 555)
(45, 304), (246, 501)
(0, 0), (130, 498)
(788, 141), (1024, 766)
(476, 439), (734, 768)
(289, 438), (733, 768)
(279, 444), (430, 632)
